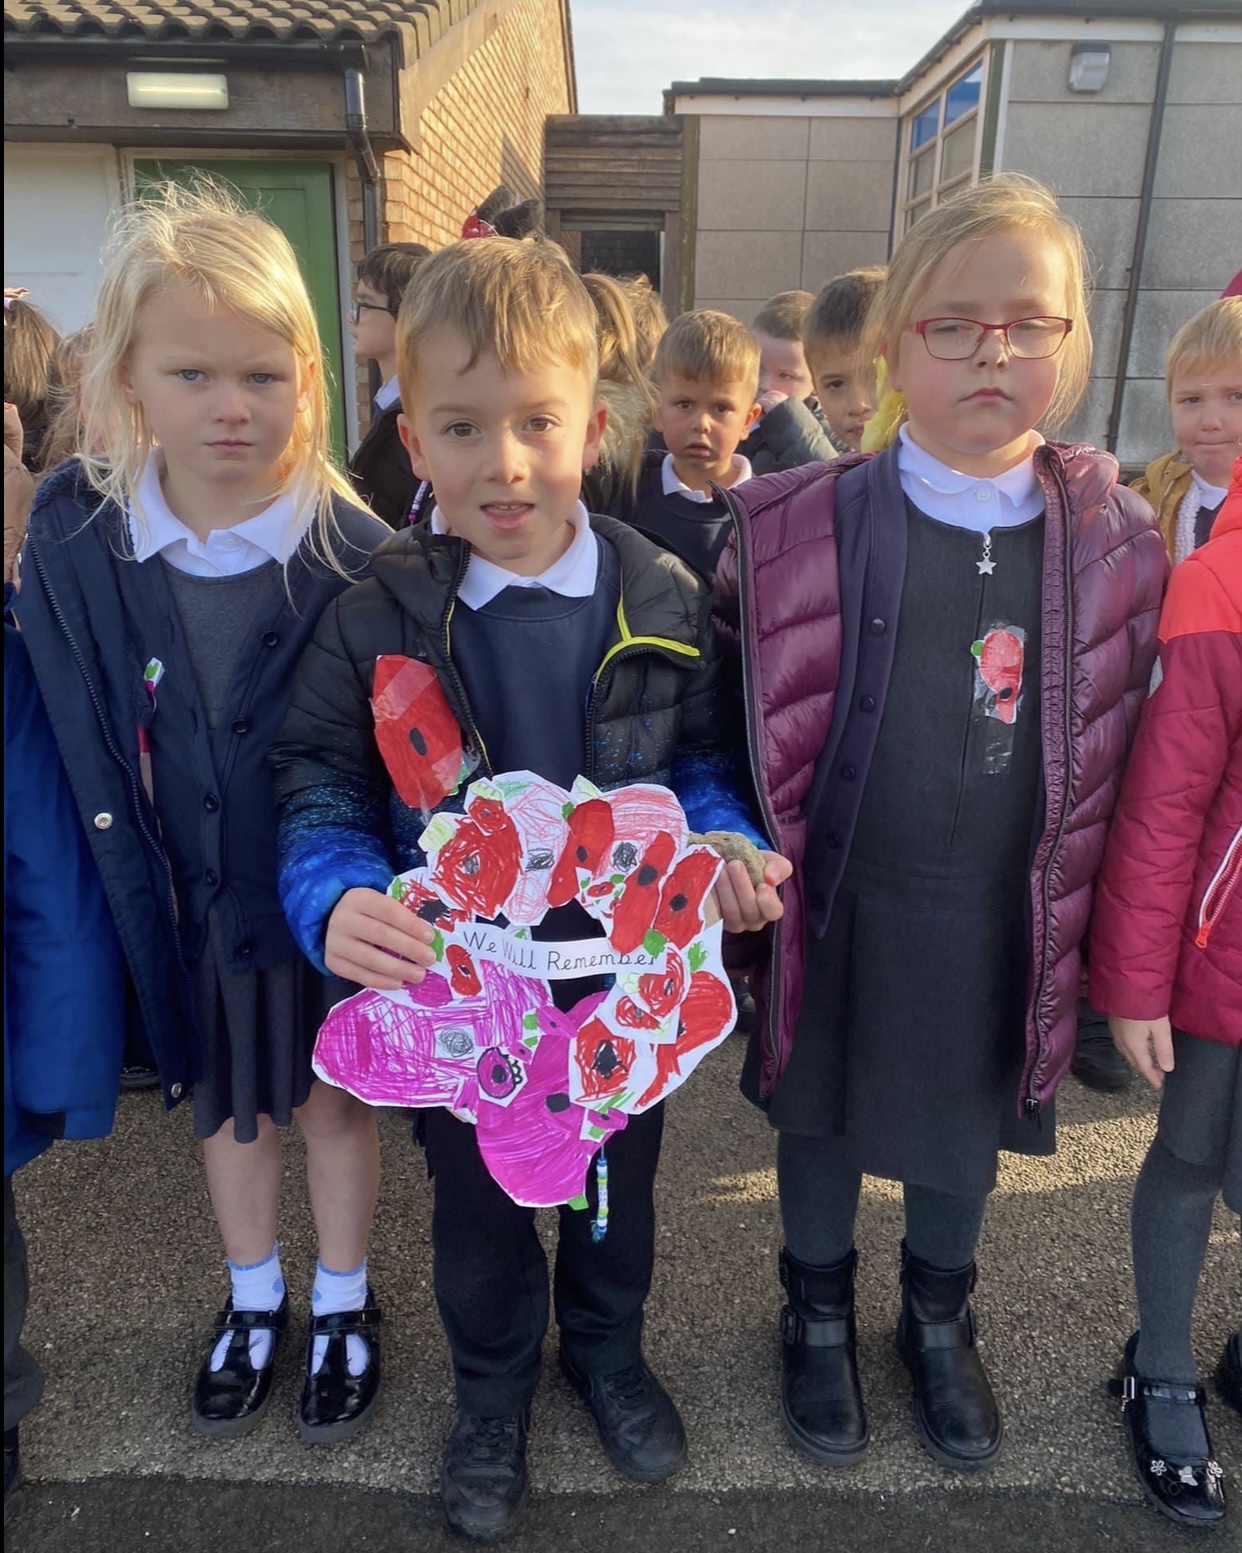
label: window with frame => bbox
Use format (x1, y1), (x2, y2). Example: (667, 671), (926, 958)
(901, 58), (985, 232)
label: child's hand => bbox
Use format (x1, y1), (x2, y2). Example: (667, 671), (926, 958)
(756, 389), (789, 416)
(710, 851), (792, 933)
(326, 887), (439, 990)
(1110, 1015), (1175, 1090)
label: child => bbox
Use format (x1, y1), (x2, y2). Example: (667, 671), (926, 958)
(580, 271), (658, 515)
(14, 183), (395, 1448)
(3, 290), (60, 475)
(270, 236), (788, 1543)
(802, 266), (886, 453)
(1088, 455), (1240, 1529)
(621, 309), (761, 580)
(1132, 297), (1242, 562)
(619, 273), (668, 374)
(741, 289), (839, 473)
(714, 175), (1167, 1474)
(347, 241), (433, 528)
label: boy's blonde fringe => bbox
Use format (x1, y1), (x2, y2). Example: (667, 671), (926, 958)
(1164, 298), (1242, 395)
(78, 178), (374, 575)
(864, 174), (1093, 437)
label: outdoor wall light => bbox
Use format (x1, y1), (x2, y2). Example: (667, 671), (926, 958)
(126, 72), (229, 110)
(1067, 42), (1111, 93)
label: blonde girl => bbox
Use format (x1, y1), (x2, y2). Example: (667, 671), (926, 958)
(716, 175), (1167, 1475)
(16, 181), (392, 1446)
(581, 270), (658, 511)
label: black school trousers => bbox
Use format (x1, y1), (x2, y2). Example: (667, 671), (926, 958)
(421, 1102), (665, 1417)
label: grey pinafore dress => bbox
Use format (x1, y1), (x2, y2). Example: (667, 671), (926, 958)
(771, 503), (1055, 1196)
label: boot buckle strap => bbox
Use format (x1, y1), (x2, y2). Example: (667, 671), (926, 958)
(782, 1308), (850, 1348)
(911, 1309), (976, 1352)
(1121, 1374), (1205, 1408)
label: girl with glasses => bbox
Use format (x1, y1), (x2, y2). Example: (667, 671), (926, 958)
(713, 175), (1167, 1477)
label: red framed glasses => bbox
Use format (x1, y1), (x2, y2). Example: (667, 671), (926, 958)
(908, 316), (1074, 360)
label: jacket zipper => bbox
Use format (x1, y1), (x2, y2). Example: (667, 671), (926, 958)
(440, 547), (494, 776)
(718, 485), (785, 1087)
(1196, 823), (1242, 949)
(584, 598), (704, 783)
(1024, 460), (1075, 1113)
(27, 541), (183, 952)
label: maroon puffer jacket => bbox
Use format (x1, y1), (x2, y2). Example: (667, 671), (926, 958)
(716, 442), (1167, 1111)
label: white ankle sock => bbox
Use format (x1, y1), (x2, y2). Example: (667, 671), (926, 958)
(211, 1245), (285, 1372)
(310, 1258), (369, 1378)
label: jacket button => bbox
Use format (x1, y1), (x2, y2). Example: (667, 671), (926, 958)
(262, 631), (279, 648)
(203, 793), (220, 813)
(869, 617), (887, 635)
(236, 940), (254, 958)
(204, 868), (219, 887)
(169, 1082), (183, 1100)
(859, 695), (876, 713)
(93, 812), (114, 830)
(231, 719), (250, 736)
(841, 764), (857, 781)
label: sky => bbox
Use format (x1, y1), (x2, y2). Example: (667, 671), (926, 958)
(571, 0), (973, 115)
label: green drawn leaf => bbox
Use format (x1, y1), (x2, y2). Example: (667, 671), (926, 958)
(643, 929), (667, 958)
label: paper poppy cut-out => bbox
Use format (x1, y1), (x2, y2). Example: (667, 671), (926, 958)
(313, 771), (736, 1207)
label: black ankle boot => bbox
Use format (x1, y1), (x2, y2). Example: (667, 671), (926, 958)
(896, 1242), (1002, 1472)
(779, 1248), (869, 1465)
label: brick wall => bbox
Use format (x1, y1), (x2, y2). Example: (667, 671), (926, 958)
(348, 0), (572, 424)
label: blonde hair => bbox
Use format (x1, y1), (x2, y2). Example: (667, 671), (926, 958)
(653, 309), (761, 397)
(618, 274), (667, 374)
(397, 236), (598, 396)
(1165, 297), (1242, 395)
(40, 323), (95, 473)
(80, 179), (362, 557)
(865, 175), (1092, 435)
(582, 271), (658, 502)
(753, 290), (815, 343)
(4, 294), (61, 470)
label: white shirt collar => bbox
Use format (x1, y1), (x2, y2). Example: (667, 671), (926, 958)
(127, 454), (307, 577)
(1190, 469), (1229, 509)
(430, 501), (598, 611)
(897, 425), (1045, 533)
(374, 374), (401, 413)
(661, 451), (753, 504)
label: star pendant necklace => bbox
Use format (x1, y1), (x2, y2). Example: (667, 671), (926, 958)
(977, 532), (996, 575)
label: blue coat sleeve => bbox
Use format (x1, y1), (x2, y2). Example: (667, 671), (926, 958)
(5, 623), (125, 1173)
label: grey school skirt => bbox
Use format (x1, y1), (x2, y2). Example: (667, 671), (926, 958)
(1157, 1031), (1242, 1214)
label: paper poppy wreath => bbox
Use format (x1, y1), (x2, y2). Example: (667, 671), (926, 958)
(312, 769), (736, 1211)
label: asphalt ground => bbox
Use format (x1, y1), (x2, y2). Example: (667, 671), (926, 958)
(7, 1034), (1239, 1552)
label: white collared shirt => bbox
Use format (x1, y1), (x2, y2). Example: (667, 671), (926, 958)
(897, 425), (1045, 534)
(127, 454), (309, 576)
(429, 501), (598, 611)
(661, 452), (753, 504)
(374, 375), (401, 413)
(1191, 469), (1229, 510)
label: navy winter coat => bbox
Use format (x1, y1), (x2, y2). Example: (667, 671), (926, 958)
(5, 616), (126, 1176)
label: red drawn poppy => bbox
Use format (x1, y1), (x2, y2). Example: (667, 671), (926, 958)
(549, 798), (616, 907)
(610, 831), (677, 954)
(652, 852), (719, 948)
(371, 656), (465, 812)
(636, 946), (686, 1019)
(445, 944), (483, 999)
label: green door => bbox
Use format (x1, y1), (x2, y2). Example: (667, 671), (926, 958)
(133, 159), (346, 457)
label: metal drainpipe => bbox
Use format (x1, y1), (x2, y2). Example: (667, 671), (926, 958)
(344, 66), (383, 400)
(1106, 12), (1177, 455)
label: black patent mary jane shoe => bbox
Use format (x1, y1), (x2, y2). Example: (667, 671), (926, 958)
(298, 1287), (383, 1445)
(1114, 1336), (1227, 1529)
(441, 1409), (530, 1544)
(191, 1295), (289, 1438)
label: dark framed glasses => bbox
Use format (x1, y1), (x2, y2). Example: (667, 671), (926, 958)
(908, 315), (1073, 361)
(349, 299), (396, 324)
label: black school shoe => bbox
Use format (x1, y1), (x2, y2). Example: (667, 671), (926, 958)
(191, 1295), (289, 1438)
(1070, 1028), (1132, 1092)
(1216, 1330), (1242, 1417)
(441, 1409), (530, 1543)
(896, 1243), (1003, 1472)
(298, 1288), (383, 1445)
(1112, 1332), (1226, 1528)
(560, 1348), (687, 1484)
